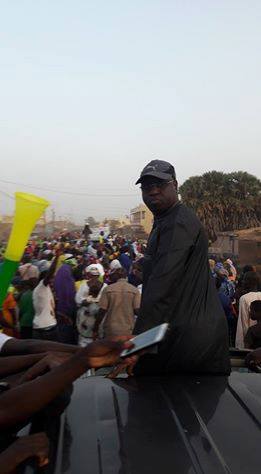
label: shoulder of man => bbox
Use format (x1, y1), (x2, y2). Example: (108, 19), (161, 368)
(176, 203), (203, 229)
(121, 280), (140, 293)
(161, 203), (203, 242)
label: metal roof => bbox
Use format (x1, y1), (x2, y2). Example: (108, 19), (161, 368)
(22, 372), (261, 473)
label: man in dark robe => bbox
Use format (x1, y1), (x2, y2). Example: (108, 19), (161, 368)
(113, 160), (230, 376)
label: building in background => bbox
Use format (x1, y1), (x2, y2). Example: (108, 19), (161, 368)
(130, 204), (153, 236)
(0, 215), (13, 242)
(118, 215), (131, 228)
(209, 227), (261, 274)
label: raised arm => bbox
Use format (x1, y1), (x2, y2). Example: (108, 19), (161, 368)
(1, 338), (79, 356)
(0, 340), (133, 429)
(0, 353), (45, 377)
(43, 253), (59, 286)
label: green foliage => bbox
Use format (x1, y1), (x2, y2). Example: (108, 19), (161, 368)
(179, 171), (261, 242)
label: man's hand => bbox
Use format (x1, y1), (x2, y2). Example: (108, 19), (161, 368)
(245, 349), (261, 371)
(105, 336), (147, 378)
(106, 335), (139, 378)
(106, 355), (139, 378)
(18, 352), (72, 384)
(82, 339), (135, 369)
(0, 433), (49, 472)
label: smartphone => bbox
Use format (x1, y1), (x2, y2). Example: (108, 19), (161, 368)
(120, 323), (169, 358)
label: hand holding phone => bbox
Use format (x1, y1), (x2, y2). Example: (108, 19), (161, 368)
(120, 323), (169, 358)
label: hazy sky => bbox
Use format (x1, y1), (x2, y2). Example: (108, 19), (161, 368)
(1, 0), (260, 223)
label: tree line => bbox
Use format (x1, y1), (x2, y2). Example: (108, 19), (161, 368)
(179, 171), (261, 242)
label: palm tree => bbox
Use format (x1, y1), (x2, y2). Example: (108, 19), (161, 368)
(179, 171), (261, 242)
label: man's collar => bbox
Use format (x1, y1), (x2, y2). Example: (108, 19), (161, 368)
(154, 201), (181, 222)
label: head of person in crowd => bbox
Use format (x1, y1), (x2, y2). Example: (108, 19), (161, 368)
(135, 160), (178, 216)
(120, 244), (129, 254)
(41, 242), (48, 251)
(215, 266), (236, 302)
(33, 247), (40, 258)
(64, 255), (77, 270)
(105, 242), (113, 251)
(18, 278), (38, 295)
(41, 250), (54, 261)
(12, 276), (24, 297)
(249, 300), (261, 322)
(109, 267), (127, 284)
(38, 261), (51, 281)
(97, 249), (103, 259)
(89, 281), (103, 298)
(242, 271), (261, 293)
(109, 259), (122, 271)
(85, 264), (101, 284)
(223, 258), (237, 281)
(215, 267), (229, 281)
(26, 277), (38, 290)
(21, 254), (31, 264)
(72, 255), (85, 281)
(223, 262), (234, 279)
(242, 264), (256, 274)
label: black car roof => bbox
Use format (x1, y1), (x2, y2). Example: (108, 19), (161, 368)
(42, 372), (261, 474)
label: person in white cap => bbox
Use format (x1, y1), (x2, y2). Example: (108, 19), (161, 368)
(109, 259), (122, 271)
(75, 265), (104, 306)
(75, 265), (107, 345)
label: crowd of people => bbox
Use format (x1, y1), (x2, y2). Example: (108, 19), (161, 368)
(209, 258), (261, 349)
(0, 232), (145, 350)
(0, 231), (260, 354)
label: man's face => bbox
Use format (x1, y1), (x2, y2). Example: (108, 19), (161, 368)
(141, 176), (178, 215)
(86, 274), (99, 285)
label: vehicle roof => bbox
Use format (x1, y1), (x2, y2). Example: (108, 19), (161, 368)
(43, 371), (261, 474)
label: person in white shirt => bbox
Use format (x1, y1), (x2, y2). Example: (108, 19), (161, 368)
(75, 264), (106, 306)
(77, 283), (106, 347)
(235, 272), (261, 349)
(75, 266), (107, 345)
(33, 253), (59, 341)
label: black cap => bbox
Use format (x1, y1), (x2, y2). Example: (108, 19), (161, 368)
(135, 160), (176, 185)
